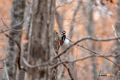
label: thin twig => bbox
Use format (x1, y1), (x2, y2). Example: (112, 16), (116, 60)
(1, 18), (9, 28)
(0, 19), (25, 34)
(112, 25), (120, 42)
(21, 56), (51, 68)
(97, 70), (101, 80)
(4, 60), (10, 80)
(72, 43), (119, 67)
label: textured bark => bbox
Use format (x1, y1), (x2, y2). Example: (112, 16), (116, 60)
(25, 0), (56, 80)
(2, 0), (25, 80)
(52, 30), (60, 80)
(84, 0), (97, 80)
(16, 3), (31, 80)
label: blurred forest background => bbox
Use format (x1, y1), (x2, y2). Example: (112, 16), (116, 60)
(0, 0), (120, 80)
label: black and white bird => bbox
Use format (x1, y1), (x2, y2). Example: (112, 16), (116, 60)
(60, 31), (69, 45)
(60, 31), (66, 45)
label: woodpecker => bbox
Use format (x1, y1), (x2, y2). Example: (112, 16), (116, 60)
(60, 31), (66, 45)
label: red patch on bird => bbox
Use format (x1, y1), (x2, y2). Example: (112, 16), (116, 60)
(60, 41), (62, 45)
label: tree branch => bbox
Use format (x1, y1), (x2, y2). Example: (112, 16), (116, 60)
(0, 18), (25, 34)
(52, 54), (118, 68)
(54, 36), (120, 59)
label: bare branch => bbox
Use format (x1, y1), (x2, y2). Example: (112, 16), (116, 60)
(4, 60), (10, 80)
(52, 54), (118, 68)
(21, 56), (51, 68)
(54, 36), (120, 59)
(112, 25), (120, 42)
(1, 18), (9, 28)
(68, 40), (118, 67)
(0, 19), (25, 34)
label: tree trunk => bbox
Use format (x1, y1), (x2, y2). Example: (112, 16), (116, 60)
(25, 0), (56, 80)
(2, 0), (25, 80)
(16, 3), (31, 80)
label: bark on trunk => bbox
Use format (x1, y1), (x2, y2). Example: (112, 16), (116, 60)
(25, 0), (56, 80)
(2, 0), (25, 80)
(16, 3), (31, 80)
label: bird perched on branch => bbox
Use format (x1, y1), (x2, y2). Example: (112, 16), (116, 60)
(60, 31), (66, 45)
